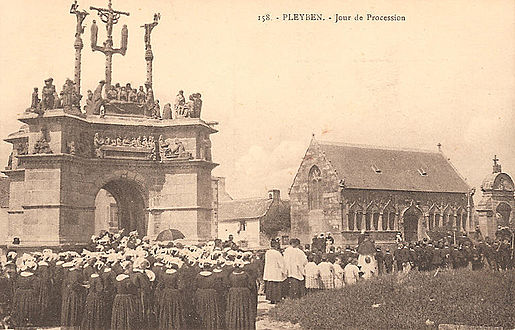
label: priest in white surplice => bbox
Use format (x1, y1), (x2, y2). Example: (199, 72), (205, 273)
(283, 238), (308, 299)
(263, 238), (286, 303)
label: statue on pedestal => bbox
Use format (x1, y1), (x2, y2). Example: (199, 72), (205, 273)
(85, 80), (106, 115)
(152, 100), (161, 119)
(61, 79), (75, 107)
(174, 90), (186, 117)
(41, 78), (56, 110)
(162, 103), (172, 119)
(30, 88), (40, 112)
(191, 93), (202, 118)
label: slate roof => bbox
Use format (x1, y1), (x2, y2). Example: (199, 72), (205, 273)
(317, 140), (469, 193)
(218, 198), (273, 222)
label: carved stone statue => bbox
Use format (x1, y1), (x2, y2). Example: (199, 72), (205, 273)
(67, 141), (77, 155)
(30, 88), (40, 110)
(121, 24), (128, 52)
(91, 20), (98, 49)
(93, 132), (104, 158)
(84, 90), (93, 112)
(70, 0), (88, 37)
(145, 84), (155, 117)
(141, 13), (160, 50)
(191, 93), (202, 118)
(85, 80), (106, 115)
(152, 100), (161, 119)
(162, 103), (172, 119)
(201, 135), (212, 161)
(33, 128), (52, 154)
(185, 94), (195, 117)
(61, 79), (75, 107)
(137, 86), (146, 104)
(158, 137), (189, 159)
(174, 90), (186, 117)
(41, 78), (56, 110)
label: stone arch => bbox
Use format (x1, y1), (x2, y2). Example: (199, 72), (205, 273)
(366, 202), (380, 231)
(401, 203), (423, 242)
(93, 170), (150, 236)
(428, 204), (441, 229)
(442, 205), (454, 228)
(382, 200), (396, 231)
(308, 165), (322, 210)
(347, 202), (363, 232)
(496, 202), (512, 227)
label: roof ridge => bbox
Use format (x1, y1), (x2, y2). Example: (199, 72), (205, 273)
(317, 140), (438, 154)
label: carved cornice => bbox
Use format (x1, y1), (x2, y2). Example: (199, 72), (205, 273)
(16, 153), (218, 170)
(18, 110), (218, 133)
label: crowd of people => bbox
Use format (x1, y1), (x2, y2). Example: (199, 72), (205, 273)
(262, 230), (514, 305)
(1, 228), (512, 328)
(0, 231), (261, 329)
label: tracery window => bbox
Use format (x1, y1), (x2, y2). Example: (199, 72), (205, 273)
(308, 166), (322, 210)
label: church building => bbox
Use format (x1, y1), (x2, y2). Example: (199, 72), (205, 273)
(289, 138), (474, 246)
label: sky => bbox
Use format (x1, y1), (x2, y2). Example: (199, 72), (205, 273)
(0, 0), (513, 200)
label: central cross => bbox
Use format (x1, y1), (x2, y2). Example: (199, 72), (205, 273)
(90, 0), (130, 88)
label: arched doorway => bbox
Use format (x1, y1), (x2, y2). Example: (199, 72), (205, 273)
(94, 179), (147, 236)
(496, 202), (511, 227)
(403, 205), (421, 242)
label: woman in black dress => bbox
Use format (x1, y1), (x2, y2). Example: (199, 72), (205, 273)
(195, 261), (223, 330)
(225, 260), (256, 330)
(13, 260), (40, 327)
(111, 262), (138, 330)
(158, 264), (186, 330)
(81, 261), (106, 330)
(60, 261), (85, 327)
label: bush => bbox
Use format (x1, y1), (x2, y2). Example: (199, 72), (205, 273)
(269, 269), (515, 329)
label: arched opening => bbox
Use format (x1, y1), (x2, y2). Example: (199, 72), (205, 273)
(496, 203), (511, 227)
(94, 179), (147, 236)
(403, 205), (421, 242)
(308, 166), (322, 210)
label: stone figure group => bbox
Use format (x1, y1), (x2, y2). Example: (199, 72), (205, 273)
(93, 133), (191, 160)
(158, 135), (189, 159)
(33, 128), (52, 154)
(84, 80), (106, 116)
(29, 78), (82, 114)
(167, 90), (202, 119)
(105, 82), (149, 104)
(28, 82), (203, 121)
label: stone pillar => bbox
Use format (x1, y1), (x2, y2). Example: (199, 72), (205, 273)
(145, 48), (153, 88)
(105, 52), (113, 89)
(378, 213), (383, 231)
(74, 37), (83, 95)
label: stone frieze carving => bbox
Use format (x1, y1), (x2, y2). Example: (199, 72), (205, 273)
(93, 133), (191, 161)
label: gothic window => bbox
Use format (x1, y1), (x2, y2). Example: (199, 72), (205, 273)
(388, 212), (396, 230)
(443, 207), (453, 228)
(435, 214), (441, 227)
(373, 212), (380, 231)
(356, 211), (363, 231)
(428, 205), (440, 230)
(366, 205), (380, 231)
(348, 212), (355, 231)
(308, 166), (322, 210)
(365, 212), (372, 230)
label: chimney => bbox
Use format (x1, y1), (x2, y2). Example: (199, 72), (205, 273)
(268, 189), (280, 201)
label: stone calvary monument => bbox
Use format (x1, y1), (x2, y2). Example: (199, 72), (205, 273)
(3, 1), (217, 247)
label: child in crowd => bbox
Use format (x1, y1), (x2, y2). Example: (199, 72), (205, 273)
(318, 255), (334, 289)
(304, 254), (320, 293)
(333, 257), (345, 289)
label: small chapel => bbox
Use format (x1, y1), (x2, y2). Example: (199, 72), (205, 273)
(289, 138), (474, 246)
